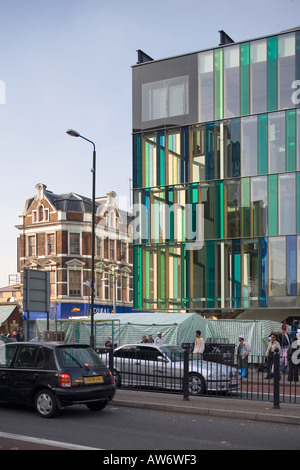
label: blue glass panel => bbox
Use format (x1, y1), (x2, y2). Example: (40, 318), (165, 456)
(133, 134), (142, 188)
(287, 236), (297, 296)
(181, 127), (189, 184)
(259, 238), (268, 307)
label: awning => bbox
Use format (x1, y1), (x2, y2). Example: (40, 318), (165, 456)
(237, 308), (300, 323)
(0, 305), (17, 326)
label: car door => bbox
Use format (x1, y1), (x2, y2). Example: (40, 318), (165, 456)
(114, 346), (140, 386)
(10, 345), (45, 403)
(0, 343), (18, 401)
(134, 346), (161, 389)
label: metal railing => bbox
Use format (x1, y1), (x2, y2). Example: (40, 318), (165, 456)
(98, 347), (300, 407)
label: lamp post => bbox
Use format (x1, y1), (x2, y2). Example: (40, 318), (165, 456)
(66, 129), (96, 349)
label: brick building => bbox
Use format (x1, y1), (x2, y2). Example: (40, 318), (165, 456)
(16, 183), (133, 319)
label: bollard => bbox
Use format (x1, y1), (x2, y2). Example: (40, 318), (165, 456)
(182, 345), (190, 401)
(273, 348), (280, 409)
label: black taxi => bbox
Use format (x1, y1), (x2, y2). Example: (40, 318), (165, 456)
(0, 342), (116, 418)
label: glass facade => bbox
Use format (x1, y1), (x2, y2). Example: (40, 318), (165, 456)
(132, 28), (300, 315)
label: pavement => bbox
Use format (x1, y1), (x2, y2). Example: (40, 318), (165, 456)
(113, 389), (300, 426)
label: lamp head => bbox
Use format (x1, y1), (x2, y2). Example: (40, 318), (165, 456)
(66, 129), (81, 137)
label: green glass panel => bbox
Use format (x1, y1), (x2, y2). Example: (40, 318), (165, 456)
(240, 42), (250, 116)
(215, 181), (224, 239)
(232, 240), (241, 308)
(241, 178), (250, 237)
(206, 241), (215, 308)
(258, 114), (268, 174)
(268, 37), (278, 112)
(214, 49), (223, 121)
(158, 247), (165, 308)
(286, 109), (296, 172)
(297, 173), (300, 234)
(268, 174), (278, 236)
(158, 132), (165, 186)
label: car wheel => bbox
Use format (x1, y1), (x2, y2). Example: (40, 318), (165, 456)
(35, 389), (58, 418)
(113, 369), (122, 387)
(86, 401), (108, 411)
(188, 373), (206, 395)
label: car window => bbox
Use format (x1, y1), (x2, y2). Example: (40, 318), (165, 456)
(15, 346), (45, 369)
(114, 347), (137, 359)
(57, 346), (105, 368)
(0, 344), (17, 367)
(136, 346), (161, 361)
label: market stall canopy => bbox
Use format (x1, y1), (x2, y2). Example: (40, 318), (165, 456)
(0, 305), (17, 326)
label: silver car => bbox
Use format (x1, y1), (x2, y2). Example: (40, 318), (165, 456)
(108, 344), (240, 395)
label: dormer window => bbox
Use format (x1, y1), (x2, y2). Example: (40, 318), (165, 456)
(32, 204), (49, 223)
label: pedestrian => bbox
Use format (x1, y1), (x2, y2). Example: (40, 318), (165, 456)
(105, 336), (117, 348)
(278, 330), (290, 373)
(193, 330), (205, 357)
(154, 331), (165, 345)
(141, 335), (148, 343)
(237, 335), (251, 377)
(287, 336), (300, 382)
(265, 333), (281, 379)
(147, 333), (154, 343)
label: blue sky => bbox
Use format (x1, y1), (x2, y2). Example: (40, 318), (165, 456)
(0, 0), (298, 286)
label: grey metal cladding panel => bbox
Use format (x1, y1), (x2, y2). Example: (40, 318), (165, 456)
(133, 53), (198, 132)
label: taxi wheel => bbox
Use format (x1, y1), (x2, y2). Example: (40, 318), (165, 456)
(35, 389), (58, 418)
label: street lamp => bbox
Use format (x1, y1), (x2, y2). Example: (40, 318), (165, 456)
(66, 129), (96, 349)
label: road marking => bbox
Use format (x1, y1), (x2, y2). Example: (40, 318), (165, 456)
(0, 431), (101, 450)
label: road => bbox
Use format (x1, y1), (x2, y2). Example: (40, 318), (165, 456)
(0, 402), (299, 451)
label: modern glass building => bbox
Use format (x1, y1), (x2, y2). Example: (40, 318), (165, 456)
(132, 28), (300, 321)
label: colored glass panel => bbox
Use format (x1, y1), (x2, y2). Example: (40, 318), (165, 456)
(232, 239), (241, 308)
(297, 173), (300, 234)
(269, 237), (286, 296)
(214, 49), (223, 121)
(286, 109), (296, 172)
(241, 178), (250, 237)
(133, 246), (142, 309)
(269, 112), (285, 174)
(198, 50), (214, 122)
(251, 176), (268, 237)
(215, 181), (224, 239)
(287, 236), (297, 296)
(240, 42), (250, 116)
(259, 238), (268, 307)
(206, 240), (215, 308)
(133, 134), (142, 189)
(241, 116), (257, 176)
(278, 33), (296, 110)
(258, 114), (268, 174)
(268, 37), (278, 111)
(224, 45), (240, 118)
(206, 123), (214, 180)
(232, 119), (241, 177)
(157, 131), (165, 187)
(268, 175), (278, 236)
(279, 174), (296, 235)
(250, 39), (267, 113)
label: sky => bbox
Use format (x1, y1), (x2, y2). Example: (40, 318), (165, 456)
(0, 0), (298, 287)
